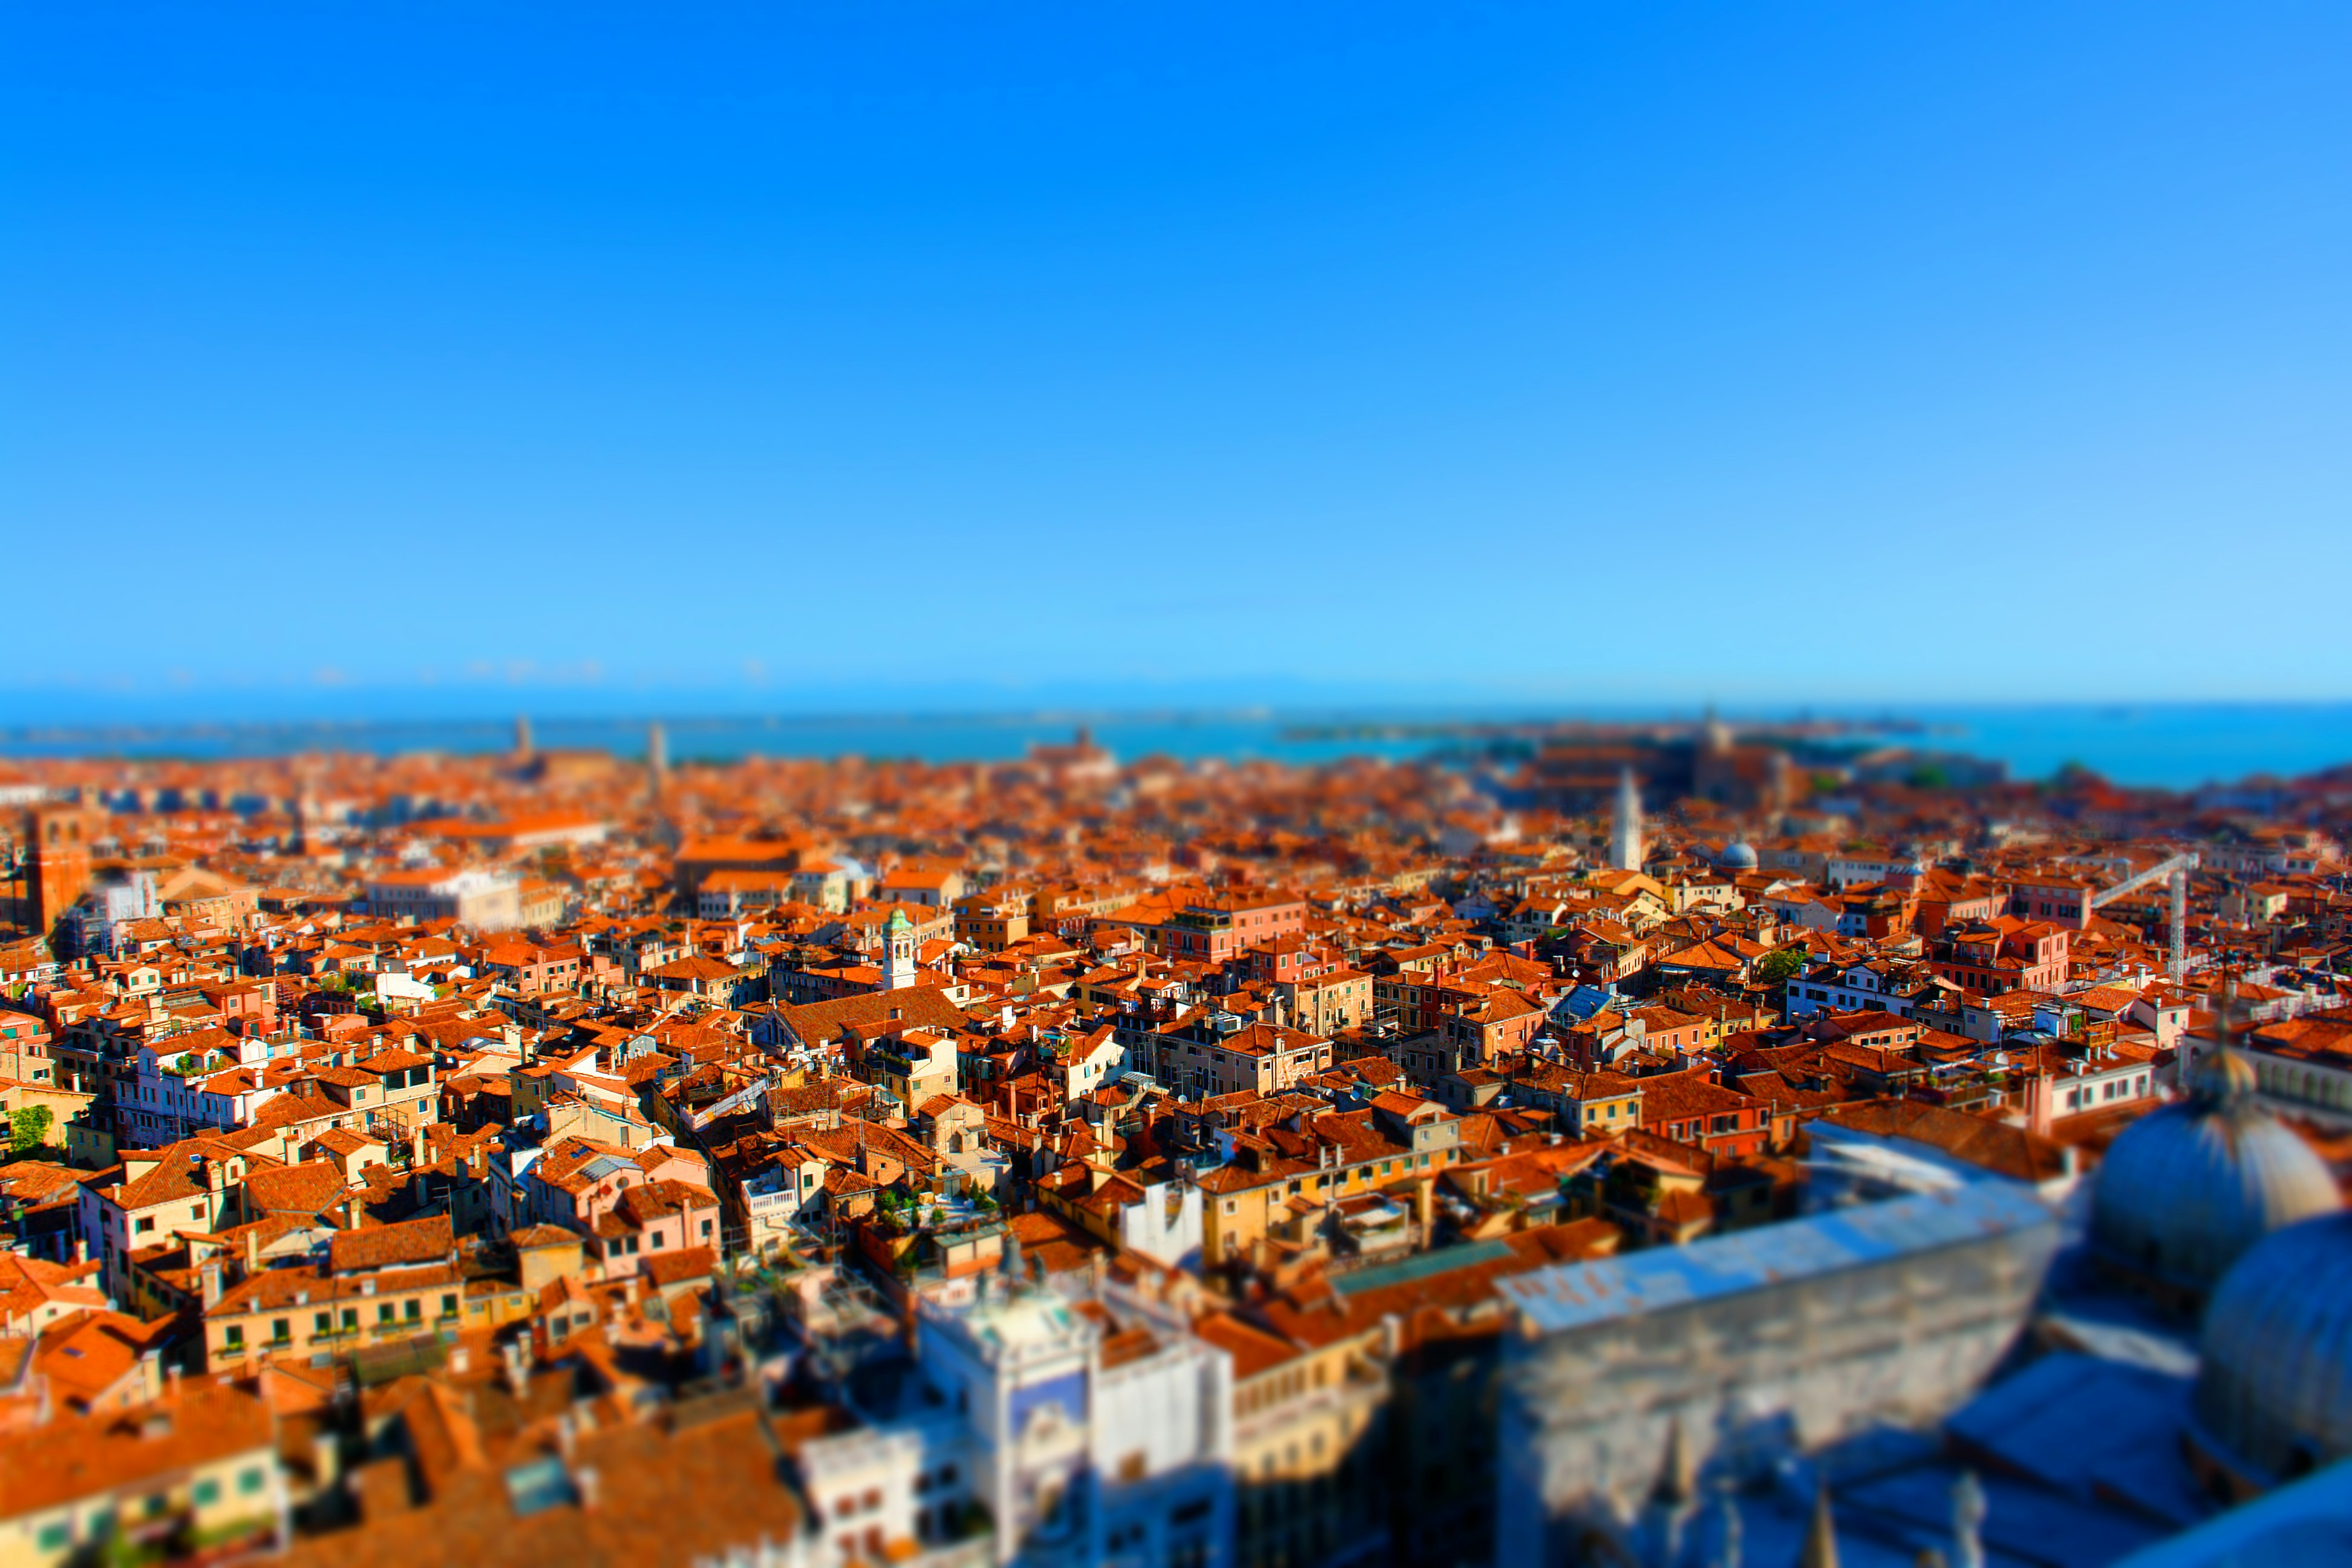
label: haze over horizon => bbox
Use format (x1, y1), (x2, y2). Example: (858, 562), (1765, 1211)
(7, 4), (2351, 710)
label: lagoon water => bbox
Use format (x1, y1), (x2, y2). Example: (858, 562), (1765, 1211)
(2, 703), (2348, 792)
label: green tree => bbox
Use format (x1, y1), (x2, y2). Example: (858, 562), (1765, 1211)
(1756, 949), (1808, 988)
(8, 1105), (53, 1155)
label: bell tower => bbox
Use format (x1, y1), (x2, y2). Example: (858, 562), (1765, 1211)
(1610, 767), (1644, 872)
(884, 907), (917, 991)
(25, 803), (98, 942)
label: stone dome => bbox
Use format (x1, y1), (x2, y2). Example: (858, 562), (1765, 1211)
(1715, 839), (1759, 872)
(2194, 1210), (2352, 1486)
(2088, 1052), (2337, 1301)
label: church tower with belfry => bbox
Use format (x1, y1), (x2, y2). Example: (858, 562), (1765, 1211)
(1610, 767), (1645, 872)
(884, 906), (917, 991)
(24, 803), (99, 943)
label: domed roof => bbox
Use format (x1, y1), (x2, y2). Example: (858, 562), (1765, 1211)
(2089, 1051), (2337, 1298)
(1716, 839), (1759, 871)
(2194, 1210), (2352, 1483)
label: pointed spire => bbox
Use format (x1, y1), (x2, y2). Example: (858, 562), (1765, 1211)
(1715, 1488), (1743, 1568)
(1949, 1470), (1986, 1568)
(1801, 1486), (1840, 1568)
(2190, 971), (2258, 1106)
(1642, 1418), (1698, 1568)
(1650, 1417), (1695, 1508)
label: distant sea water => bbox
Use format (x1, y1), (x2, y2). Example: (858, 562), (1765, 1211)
(1, 702), (2349, 792)
(1903, 704), (2352, 791)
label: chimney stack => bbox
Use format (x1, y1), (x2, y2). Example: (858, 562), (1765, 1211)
(2022, 1069), (2054, 1137)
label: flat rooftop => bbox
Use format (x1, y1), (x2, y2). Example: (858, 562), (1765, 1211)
(1497, 1182), (2054, 1336)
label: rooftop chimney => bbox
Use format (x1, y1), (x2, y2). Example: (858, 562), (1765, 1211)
(2021, 1070), (2054, 1137)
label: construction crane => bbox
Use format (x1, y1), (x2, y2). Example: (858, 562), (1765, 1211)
(2088, 852), (2200, 984)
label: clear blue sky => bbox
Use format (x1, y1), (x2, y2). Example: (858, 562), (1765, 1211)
(5, 3), (2349, 720)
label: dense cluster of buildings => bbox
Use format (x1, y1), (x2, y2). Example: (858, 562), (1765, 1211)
(0, 719), (2345, 1566)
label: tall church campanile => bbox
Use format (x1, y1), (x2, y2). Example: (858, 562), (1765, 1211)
(1610, 767), (1644, 872)
(884, 906), (917, 991)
